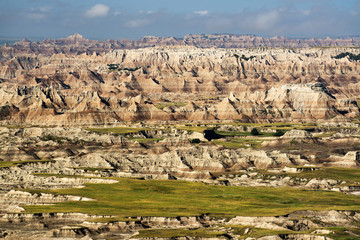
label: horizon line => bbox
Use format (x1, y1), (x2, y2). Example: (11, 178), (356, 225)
(1, 33), (360, 42)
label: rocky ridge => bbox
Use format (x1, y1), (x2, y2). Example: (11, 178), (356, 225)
(1, 47), (360, 125)
(1, 33), (360, 58)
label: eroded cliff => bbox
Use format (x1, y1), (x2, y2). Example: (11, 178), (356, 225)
(0, 47), (359, 125)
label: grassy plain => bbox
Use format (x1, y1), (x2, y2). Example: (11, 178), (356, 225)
(134, 228), (226, 238)
(23, 178), (360, 218)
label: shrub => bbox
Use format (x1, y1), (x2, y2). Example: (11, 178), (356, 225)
(273, 130), (285, 136)
(190, 138), (201, 144)
(250, 128), (260, 136)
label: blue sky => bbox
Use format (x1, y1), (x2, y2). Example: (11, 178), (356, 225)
(0, 0), (359, 40)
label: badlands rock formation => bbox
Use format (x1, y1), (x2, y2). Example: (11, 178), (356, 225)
(1, 33), (360, 58)
(1, 35), (360, 239)
(0, 124), (359, 239)
(0, 43), (359, 125)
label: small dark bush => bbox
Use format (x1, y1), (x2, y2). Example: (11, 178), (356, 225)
(273, 130), (285, 136)
(250, 128), (260, 136)
(190, 138), (201, 144)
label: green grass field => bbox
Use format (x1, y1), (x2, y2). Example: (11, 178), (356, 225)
(23, 178), (360, 219)
(215, 130), (277, 137)
(0, 159), (55, 168)
(134, 226), (309, 239)
(134, 228), (226, 238)
(85, 127), (149, 135)
(154, 102), (187, 109)
(327, 227), (360, 240)
(133, 225), (360, 239)
(176, 125), (212, 133)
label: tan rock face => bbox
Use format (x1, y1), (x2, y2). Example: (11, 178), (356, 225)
(0, 46), (359, 125)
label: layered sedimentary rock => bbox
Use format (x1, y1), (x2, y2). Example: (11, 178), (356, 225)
(1, 124), (360, 239)
(0, 46), (359, 125)
(1, 33), (360, 58)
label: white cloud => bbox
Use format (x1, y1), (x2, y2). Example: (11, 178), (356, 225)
(26, 13), (45, 20)
(137, 10), (155, 15)
(302, 10), (311, 16)
(85, 4), (110, 18)
(26, 6), (51, 20)
(125, 19), (150, 28)
(193, 10), (209, 16)
(38, 6), (51, 13)
(114, 11), (122, 16)
(29, 6), (51, 13)
(253, 10), (279, 30)
(350, 10), (358, 16)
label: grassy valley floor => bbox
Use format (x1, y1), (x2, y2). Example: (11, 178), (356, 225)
(24, 178), (360, 218)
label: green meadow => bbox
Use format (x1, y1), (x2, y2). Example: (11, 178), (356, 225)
(24, 178), (360, 219)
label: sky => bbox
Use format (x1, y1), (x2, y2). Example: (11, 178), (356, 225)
(0, 0), (359, 40)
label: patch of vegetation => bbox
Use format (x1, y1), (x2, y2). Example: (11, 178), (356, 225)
(213, 138), (266, 149)
(195, 95), (222, 101)
(313, 131), (336, 138)
(327, 227), (360, 240)
(154, 102), (187, 110)
(213, 140), (247, 148)
(234, 54), (255, 61)
(1, 124), (26, 129)
(202, 121), (315, 129)
(91, 216), (137, 223)
(39, 135), (88, 145)
(32, 173), (94, 178)
(251, 128), (260, 136)
(215, 130), (278, 137)
(23, 178), (360, 218)
(215, 131), (253, 137)
(107, 64), (119, 70)
(0, 159), (55, 168)
(190, 138), (201, 144)
(261, 167), (360, 184)
(177, 125), (212, 133)
(107, 64), (141, 72)
(229, 225), (307, 238)
(134, 228), (226, 238)
(73, 167), (114, 172)
(39, 135), (68, 144)
(85, 127), (149, 135)
(273, 129), (285, 136)
(333, 52), (360, 61)
(120, 67), (141, 72)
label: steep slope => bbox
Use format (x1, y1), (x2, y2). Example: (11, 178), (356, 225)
(0, 46), (359, 125)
